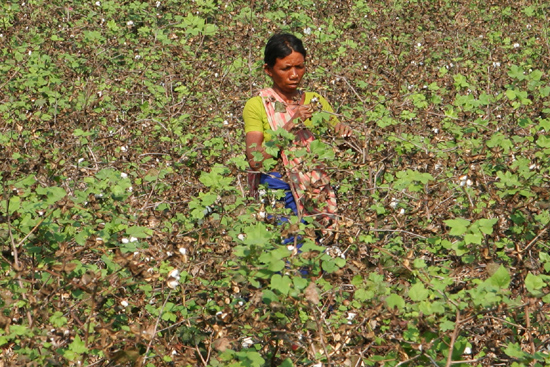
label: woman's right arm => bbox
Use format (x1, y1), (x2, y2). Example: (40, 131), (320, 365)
(245, 131), (271, 170)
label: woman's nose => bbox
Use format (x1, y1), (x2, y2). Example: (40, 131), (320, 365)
(290, 69), (298, 78)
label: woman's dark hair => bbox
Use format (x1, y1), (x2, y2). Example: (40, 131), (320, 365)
(264, 33), (307, 68)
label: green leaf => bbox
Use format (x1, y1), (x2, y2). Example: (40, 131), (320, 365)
(203, 24), (218, 36)
(126, 226), (153, 239)
(525, 273), (545, 295)
(385, 294), (405, 310)
(274, 101), (286, 113)
(309, 140), (335, 160)
(261, 289), (279, 305)
(418, 300), (446, 315)
(242, 223), (272, 246)
(9, 325), (29, 336)
(408, 283), (429, 302)
(508, 65), (526, 81)
(268, 260), (285, 272)
(440, 319), (455, 331)
(464, 233), (482, 245)
(36, 186), (66, 205)
(270, 274), (291, 295)
(235, 350), (265, 367)
(321, 257), (341, 273)
(486, 265), (510, 289)
(5, 196), (20, 214)
(69, 335), (88, 354)
(504, 342), (528, 359)
(475, 218), (498, 235)
(293, 277), (308, 290)
(354, 288), (374, 302)
(49, 311), (68, 328)
(444, 218), (470, 236)
(505, 89), (516, 100)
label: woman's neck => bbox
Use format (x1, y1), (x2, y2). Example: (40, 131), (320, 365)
(271, 86), (301, 104)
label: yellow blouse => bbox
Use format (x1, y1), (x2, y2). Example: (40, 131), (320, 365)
(243, 92), (338, 141)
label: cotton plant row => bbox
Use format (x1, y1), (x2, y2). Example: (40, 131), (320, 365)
(2, 0), (550, 366)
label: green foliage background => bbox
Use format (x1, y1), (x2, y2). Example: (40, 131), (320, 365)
(1, 0), (550, 366)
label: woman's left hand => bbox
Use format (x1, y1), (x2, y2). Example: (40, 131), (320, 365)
(334, 122), (353, 138)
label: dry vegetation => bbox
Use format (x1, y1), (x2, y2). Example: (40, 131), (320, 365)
(1, 0), (550, 366)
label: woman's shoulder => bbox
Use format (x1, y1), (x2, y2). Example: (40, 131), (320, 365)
(305, 91), (330, 103)
(244, 95), (263, 108)
(243, 96), (265, 117)
(305, 91), (334, 109)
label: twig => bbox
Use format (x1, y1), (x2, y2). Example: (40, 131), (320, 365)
(445, 310), (461, 367)
(87, 145), (99, 171)
(144, 288), (174, 359)
(86, 358), (107, 367)
(3, 182), (37, 327)
(135, 118), (168, 131)
(140, 180), (158, 211)
(5, 183), (19, 269)
(425, 351), (441, 367)
(314, 305), (332, 366)
(156, 319), (187, 333)
(195, 334), (211, 367)
(426, 111), (459, 120)
(524, 301), (535, 355)
(450, 358), (484, 365)
(521, 222), (550, 253)
(0, 68), (20, 91)
(369, 228), (428, 240)
(236, 173), (246, 198)
(334, 75), (365, 104)
(82, 283), (99, 365)
(15, 210), (53, 248)
(487, 315), (526, 330)
(395, 353), (422, 366)
(195, 342), (208, 366)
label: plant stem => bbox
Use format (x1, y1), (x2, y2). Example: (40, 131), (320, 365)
(445, 310), (461, 367)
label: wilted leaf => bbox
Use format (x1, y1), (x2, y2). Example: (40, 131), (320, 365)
(304, 281), (320, 304)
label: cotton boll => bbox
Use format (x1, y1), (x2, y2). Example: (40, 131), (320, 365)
(241, 337), (254, 348)
(168, 269), (180, 279)
(167, 278), (179, 289)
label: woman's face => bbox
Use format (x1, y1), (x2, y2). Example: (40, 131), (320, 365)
(265, 51), (306, 95)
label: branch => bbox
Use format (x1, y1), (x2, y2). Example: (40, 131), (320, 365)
(369, 228), (428, 240)
(144, 288), (174, 360)
(445, 310), (461, 367)
(395, 353), (422, 366)
(521, 222), (550, 253)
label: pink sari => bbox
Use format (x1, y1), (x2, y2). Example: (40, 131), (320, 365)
(258, 88), (338, 231)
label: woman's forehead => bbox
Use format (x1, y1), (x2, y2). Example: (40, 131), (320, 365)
(275, 51), (305, 66)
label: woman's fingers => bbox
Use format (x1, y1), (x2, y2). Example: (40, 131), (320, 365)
(292, 105), (313, 121)
(335, 122), (352, 137)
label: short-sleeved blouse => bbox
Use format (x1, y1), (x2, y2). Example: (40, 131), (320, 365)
(243, 92), (338, 141)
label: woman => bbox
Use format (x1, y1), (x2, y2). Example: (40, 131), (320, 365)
(243, 33), (352, 233)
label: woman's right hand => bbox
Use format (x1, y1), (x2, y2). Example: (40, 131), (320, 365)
(284, 104), (313, 131)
